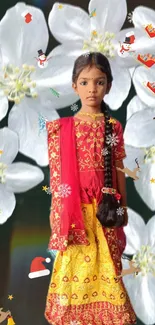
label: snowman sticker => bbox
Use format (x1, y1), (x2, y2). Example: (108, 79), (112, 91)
(35, 49), (51, 69)
(117, 31), (135, 58)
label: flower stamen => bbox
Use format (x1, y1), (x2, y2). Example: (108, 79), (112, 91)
(0, 162), (7, 184)
(132, 245), (155, 276)
(144, 146), (155, 164)
(83, 30), (115, 58)
(0, 64), (37, 104)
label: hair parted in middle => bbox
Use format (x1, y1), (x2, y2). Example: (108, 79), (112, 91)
(72, 52), (125, 228)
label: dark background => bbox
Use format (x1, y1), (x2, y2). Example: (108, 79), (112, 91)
(0, 0), (155, 324)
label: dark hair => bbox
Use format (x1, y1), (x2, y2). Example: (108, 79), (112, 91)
(72, 52), (125, 228)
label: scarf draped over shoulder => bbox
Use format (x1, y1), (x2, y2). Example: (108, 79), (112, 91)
(46, 117), (89, 251)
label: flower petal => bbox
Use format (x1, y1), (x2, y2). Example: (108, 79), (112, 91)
(124, 108), (155, 147)
(134, 163), (155, 211)
(35, 54), (79, 109)
(123, 273), (155, 325)
(145, 215), (155, 247)
(0, 185), (16, 224)
(0, 95), (8, 121)
(88, 0), (127, 33)
(124, 145), (145, 171)
(132, 6), (155, 29)
(8, 98), (59, 166)
(0, 3), (49, 65)
(133, 66), (155, 108)
(0, 127), (18, 164)
(6, 162), (44, 193)
(124, 208), (146, 255)
(49, 43), (84, 58)
(104, 62), (131, 110)
(48, 3), (90, 44)
(127, 95), (149, 121)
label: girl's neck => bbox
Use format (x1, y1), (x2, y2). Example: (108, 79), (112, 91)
(74, 109), (104, 122)
(79, 105), (102, 114)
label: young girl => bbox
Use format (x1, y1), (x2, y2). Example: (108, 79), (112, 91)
(45, 52), (137, 325)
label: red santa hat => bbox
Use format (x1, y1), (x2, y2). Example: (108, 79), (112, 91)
(124, 31), (135, 44)
(28, 257), (51, 279)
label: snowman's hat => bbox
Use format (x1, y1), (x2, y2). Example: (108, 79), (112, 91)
(28, 257), (51, 279)
(38, 49), (45, 57)
(124, 31), (135, 44)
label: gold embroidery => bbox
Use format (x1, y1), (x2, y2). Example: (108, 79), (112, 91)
(45, 199), (136, 325)
(74, 119), (126, 173)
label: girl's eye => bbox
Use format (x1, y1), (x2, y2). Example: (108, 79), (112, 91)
(80, 81), (87, 85)
(98, 81), (105, 85)
(80, 81), (105, 86)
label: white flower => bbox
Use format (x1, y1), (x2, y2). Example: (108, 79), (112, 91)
(122, 208), (155, 325)
(58, 184), (72, 198)
(48, 0), (136, 110)
(0, 128), (44, 224)
(116, 207), (124, 216)
(106, 133), (119, 147)
(71, 103), (79, 112)
(0, 3), (78, 166)
(132, 66), (155, 108)
(124, 96), (155, 210)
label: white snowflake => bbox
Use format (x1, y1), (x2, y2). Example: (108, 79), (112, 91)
(106, 133), (119, 147)
(102, 147), (109, 156)
(127, 12), (133, 23)
(58, 183), (72, 198)
(46, 187), (52, 195)
(116, 207), (124, 216)
(71, 103), (79, 112)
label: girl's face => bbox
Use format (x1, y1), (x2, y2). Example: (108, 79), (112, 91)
(72, 65), (111, 108)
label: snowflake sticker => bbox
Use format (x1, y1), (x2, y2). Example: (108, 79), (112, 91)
(102, 147), (109, 156)
(46, 187), (52, 195)
(116, 207), (124, 216)
(106, 133), (119, 147)
(58, 184), (72, 198)
(71, 103), (78, 112)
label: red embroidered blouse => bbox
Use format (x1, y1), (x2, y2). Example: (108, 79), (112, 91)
(73, 117), (126, 205)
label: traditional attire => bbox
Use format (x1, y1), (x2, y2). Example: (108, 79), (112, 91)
(45, 116), (136, 325)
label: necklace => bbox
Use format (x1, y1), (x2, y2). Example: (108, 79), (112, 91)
(78, 112), (104, 121)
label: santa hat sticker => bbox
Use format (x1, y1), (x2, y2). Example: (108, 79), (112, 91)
(28, 257), (51, 279)
(124, 31), (135, 44)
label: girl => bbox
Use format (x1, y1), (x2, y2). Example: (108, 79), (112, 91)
(45, 52), (137, 325)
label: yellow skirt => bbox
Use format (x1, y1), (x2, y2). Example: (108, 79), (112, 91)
(45, 199), (136, 325)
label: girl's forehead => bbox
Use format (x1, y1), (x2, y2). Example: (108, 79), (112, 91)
(79, 67), (106, 77)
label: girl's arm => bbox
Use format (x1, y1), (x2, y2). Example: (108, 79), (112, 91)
(115, 159), (128, 226)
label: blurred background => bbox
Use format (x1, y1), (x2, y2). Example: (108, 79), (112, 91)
(0, 0), (155, 325)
